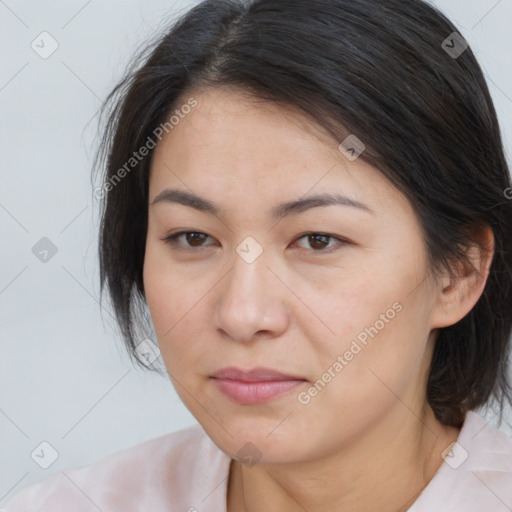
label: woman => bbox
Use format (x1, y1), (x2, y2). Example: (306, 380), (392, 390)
(4, 0), (512, 510)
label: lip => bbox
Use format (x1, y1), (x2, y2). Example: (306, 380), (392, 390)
(211, 367), (308, 405)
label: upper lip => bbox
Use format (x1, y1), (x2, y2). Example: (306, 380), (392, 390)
(211, 367), (306, 382)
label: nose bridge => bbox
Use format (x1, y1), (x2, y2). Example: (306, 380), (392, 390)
(233, 242), (269, 295)
(213, 240), (289, 341)
(227, 234), (271, 297)
(224, 243), (272, 313)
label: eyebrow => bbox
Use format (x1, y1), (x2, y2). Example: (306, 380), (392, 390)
(150, 188), (373, 219)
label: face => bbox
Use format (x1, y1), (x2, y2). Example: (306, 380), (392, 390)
(143, 86), (442, 464)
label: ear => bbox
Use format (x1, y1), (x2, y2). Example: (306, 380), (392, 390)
(430, 226), (495, 329)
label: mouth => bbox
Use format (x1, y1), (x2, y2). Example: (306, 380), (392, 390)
(210, 367), (308, 405)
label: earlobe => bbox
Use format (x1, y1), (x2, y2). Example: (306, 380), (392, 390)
(431, 226), (494, 329)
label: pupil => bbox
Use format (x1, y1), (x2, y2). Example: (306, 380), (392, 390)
(310, 234), (328, 249)
(188, 233), (206, 246)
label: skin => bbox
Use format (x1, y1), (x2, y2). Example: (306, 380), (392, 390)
(143, 86), (494, 512)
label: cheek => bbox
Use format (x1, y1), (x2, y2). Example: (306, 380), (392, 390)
(294, 303), (430, 453)
(143, 244), (199, 361)
(316, 303), (431, 424)
(310, 251), (432, 387)
(306, 265), (399, 357)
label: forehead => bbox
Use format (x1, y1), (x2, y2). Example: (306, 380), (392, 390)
(148, 87), (409, 218)
(152, 87), (337, 172)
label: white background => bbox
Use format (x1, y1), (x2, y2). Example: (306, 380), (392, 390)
(1, 0), (511, 505)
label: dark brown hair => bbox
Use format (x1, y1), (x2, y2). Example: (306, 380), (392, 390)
(93, 0), (512, 428)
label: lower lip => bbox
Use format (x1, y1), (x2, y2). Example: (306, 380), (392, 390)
(212, 378), (306, 405)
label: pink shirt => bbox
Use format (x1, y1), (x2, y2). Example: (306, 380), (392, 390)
(3, 411), (512, 511)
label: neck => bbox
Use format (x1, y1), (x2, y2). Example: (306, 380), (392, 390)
(227, 403), (461, 512)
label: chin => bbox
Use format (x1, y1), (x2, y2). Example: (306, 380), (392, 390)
(202, 415), (313, 464)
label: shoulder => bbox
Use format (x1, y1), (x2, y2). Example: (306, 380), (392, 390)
(410, 411), (512, 512)
(2, 424), (231, 512)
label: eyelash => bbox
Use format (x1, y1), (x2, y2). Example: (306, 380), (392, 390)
(161, 231), (350, 254)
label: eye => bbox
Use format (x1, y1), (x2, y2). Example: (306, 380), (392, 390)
(161, 231), (216, 249)
(161, 230), (350, 253)
(293, 232), (350, 253)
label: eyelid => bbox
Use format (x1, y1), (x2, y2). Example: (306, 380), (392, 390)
(161, 231), (217, 250)
(292, 232), (351, 253)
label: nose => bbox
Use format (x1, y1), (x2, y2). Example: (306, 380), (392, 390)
(213, 248), (290, 343)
